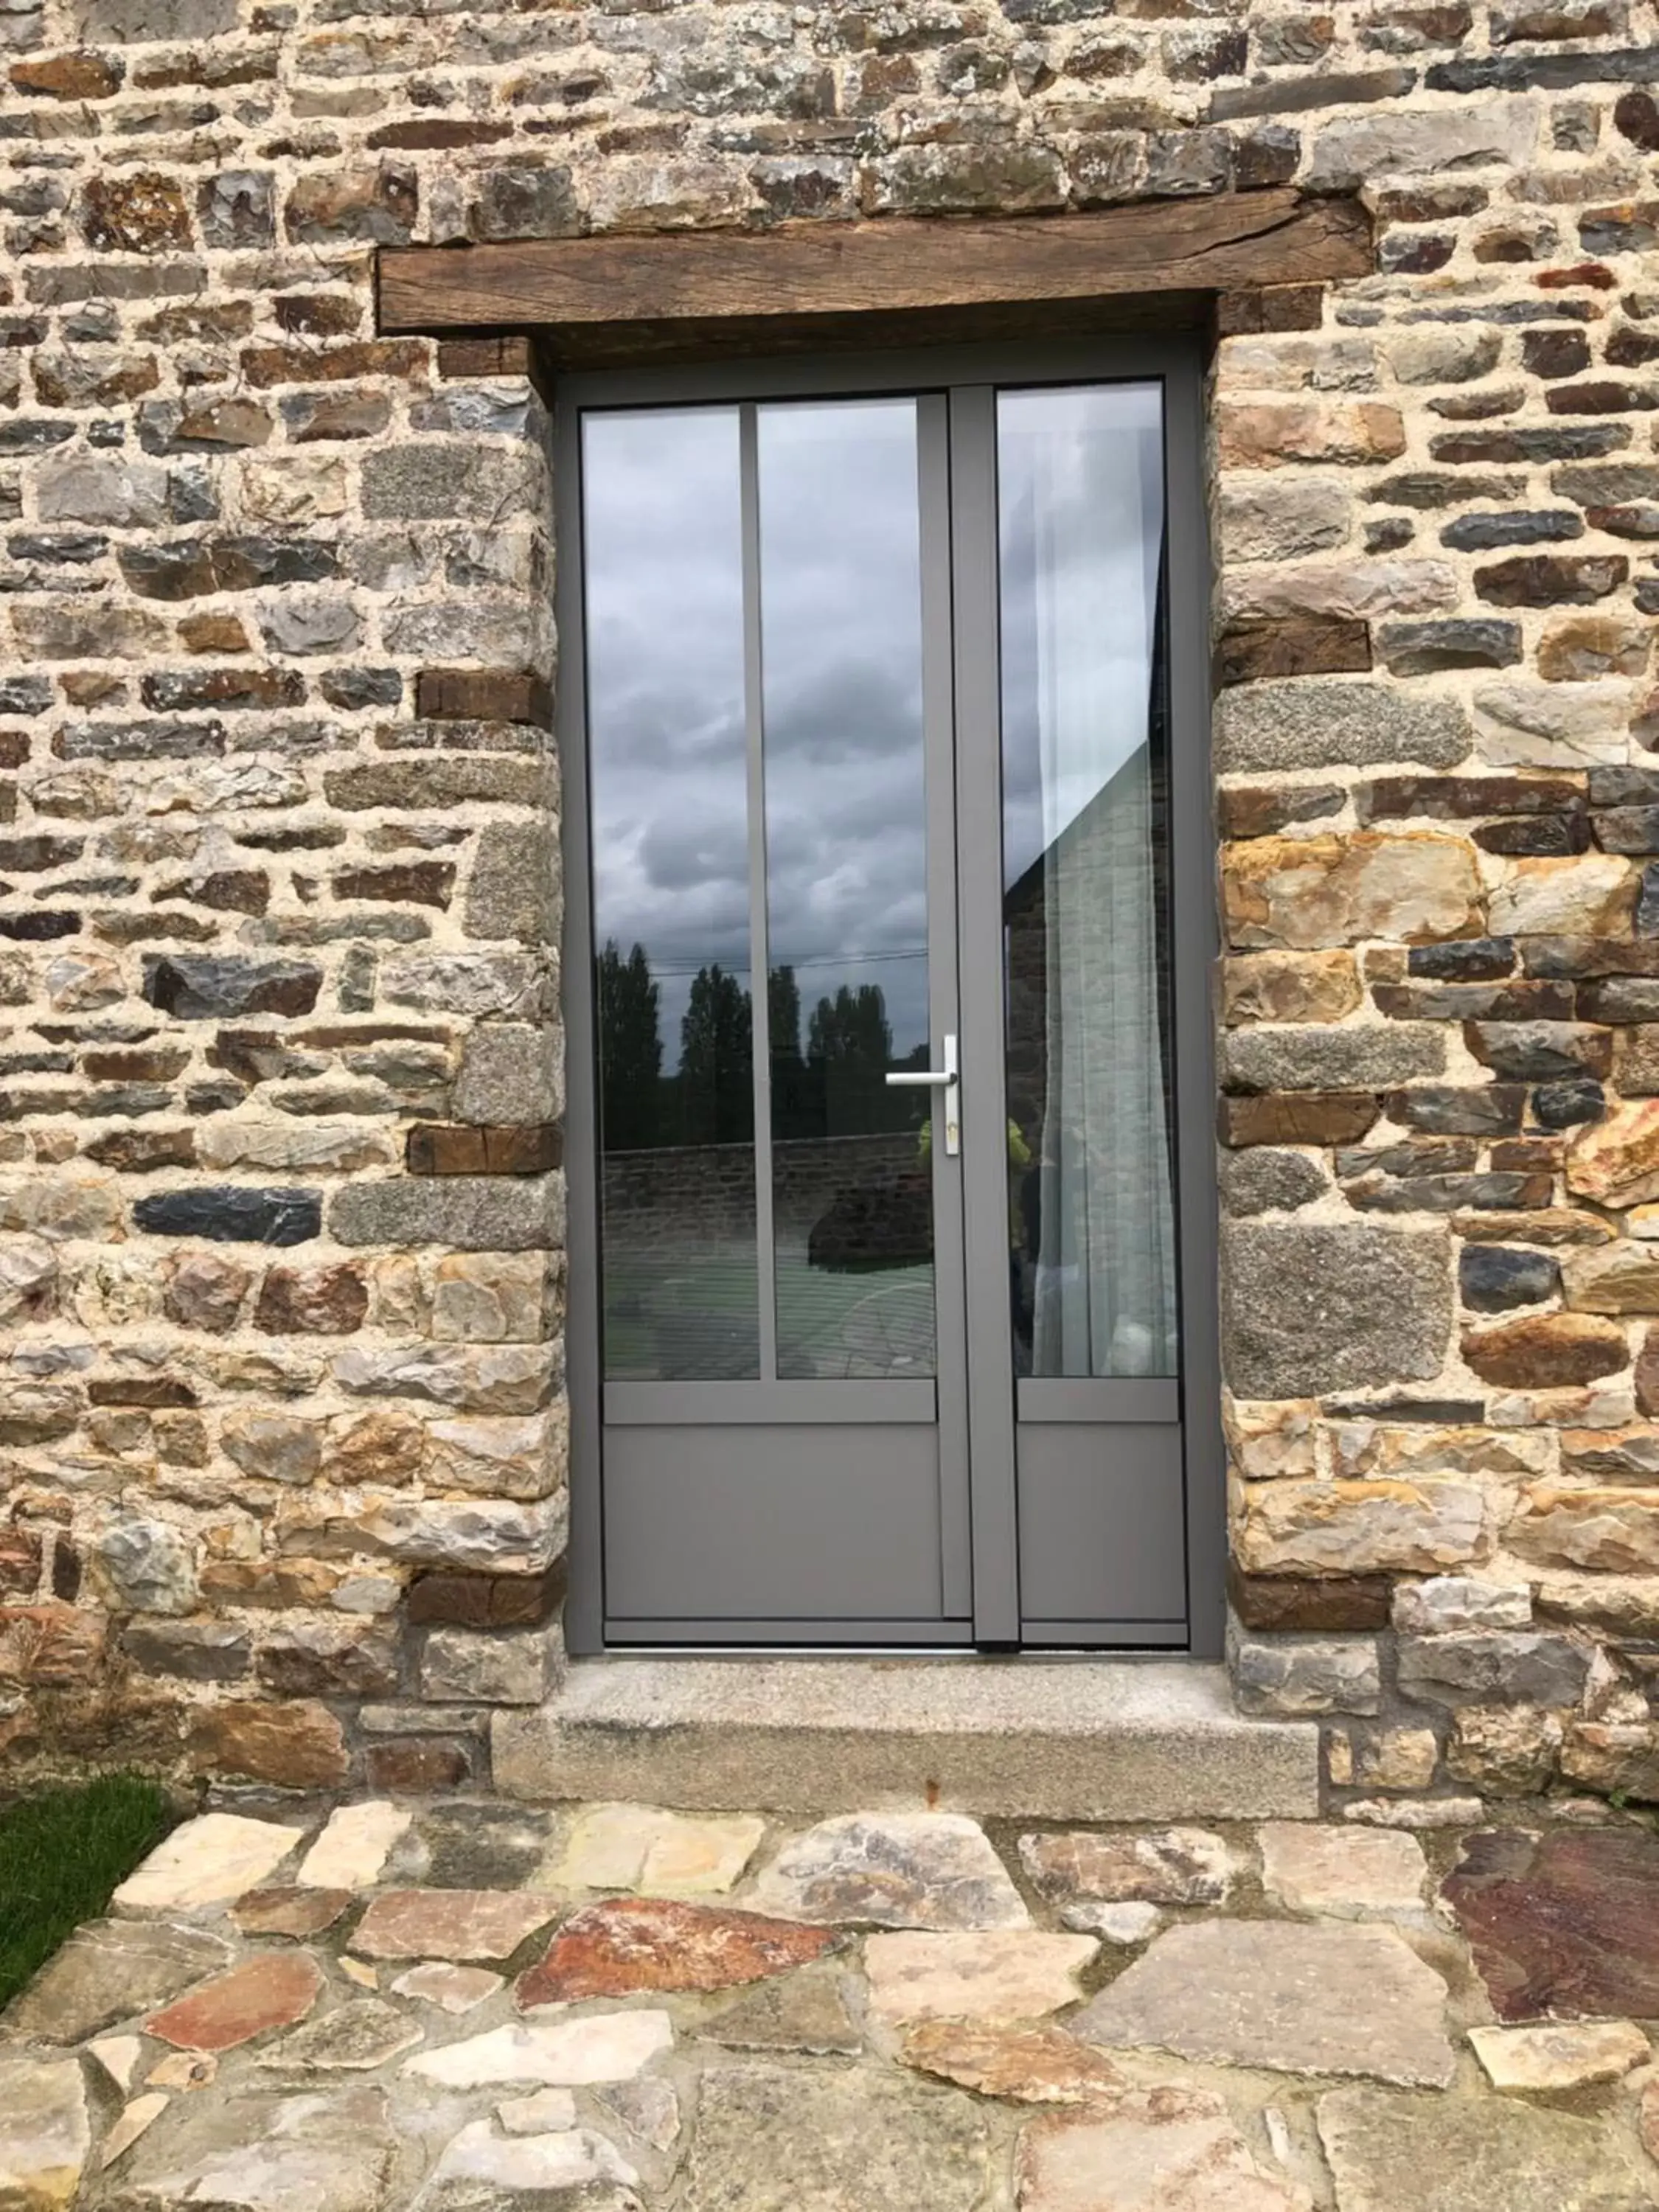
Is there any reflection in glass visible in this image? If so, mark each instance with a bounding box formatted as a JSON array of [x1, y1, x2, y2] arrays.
[[583, 407, 759, 1379], [757, 400, 937, 1379], [998, 383, 1178, 1380]]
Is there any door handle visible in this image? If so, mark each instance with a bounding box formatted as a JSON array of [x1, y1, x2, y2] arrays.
[[886, 1034, 959, 1157]]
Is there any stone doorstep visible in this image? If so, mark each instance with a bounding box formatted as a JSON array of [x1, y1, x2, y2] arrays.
[[491, 1658, 1321, 1822]]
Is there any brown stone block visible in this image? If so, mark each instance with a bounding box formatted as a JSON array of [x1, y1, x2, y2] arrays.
[[414, 667, 553, 728], [81, 172, 192, 254], [254, 1262, 369, 1337], [1475, 553, 1630, 608], [0, 1528, 41, 1598], [1228, 1564, 1392, 1632], [406, 1123, 563, 1177], [1215, 284, 1324, 335], [1219, 1091, 1380, 1147], [366, 1737, 474, 1792], [1216, 616, 1371, 689], [11, 49, 122, 99], [408, 1562, 563, 1629], [1220, 784, 1345, 840], [239, 339, 428, 389], [1461, 1312, 1629, 1388], [86, 1377, 197, 1409], [0, 1604, 105, 1688], [189, 1698, 349, 1790], [333, 861, 455, 908], [83, 1128, 195, 1173]]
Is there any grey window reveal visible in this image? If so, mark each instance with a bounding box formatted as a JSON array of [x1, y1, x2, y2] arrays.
[[558, 341, 1221, 1658]]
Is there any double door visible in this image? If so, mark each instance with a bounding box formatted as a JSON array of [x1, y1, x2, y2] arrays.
[[559, 341, 1220, 1652]]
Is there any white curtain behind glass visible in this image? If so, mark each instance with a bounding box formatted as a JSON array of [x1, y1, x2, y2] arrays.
[[1004, 386, 1179, 1380]]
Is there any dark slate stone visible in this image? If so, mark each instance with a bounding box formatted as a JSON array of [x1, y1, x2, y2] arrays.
[[0, 421, 75, 454], [1578, 978, 1659, 1021], [1439, 509, 1585, 549], [1444, 1828, 1659, 2023], [1581, 204, 1659, 256], [321, 667, 402, 711], [131, 1186, 321, 1245], [1369, 470, 1523, 509], [1475, 815, 1591, 858], [1374, 981, 1571, 1022], [1385, 1084, 1526, 1135], [1408, 939, 1517, 982], [1211, 66, 1415, 119], [1345, 1171, 1551, 1214], [1475, 553, 1629, 607], [1554, 462, 1659, 507], [1466, 1022, 1611, 1080], [1427, 46, 1659, 93], [0, 912, 80, 939], [1459, 1245, 1561, 1312], [1377, 619, 1523, 673], [1431, 426, 1632, 463], [57, 719, 227, 761], [142, 955, 322, 1019], [1639, 863, 1659, 939], [0, 677, 52, 714], [1322, 1397, 1486, 1422]]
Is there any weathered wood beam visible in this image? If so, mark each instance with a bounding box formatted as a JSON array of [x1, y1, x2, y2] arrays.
[[378, 190, 1371, 341]]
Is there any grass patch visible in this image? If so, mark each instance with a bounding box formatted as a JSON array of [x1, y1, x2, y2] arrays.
[[0, 1773, 179, 2011]]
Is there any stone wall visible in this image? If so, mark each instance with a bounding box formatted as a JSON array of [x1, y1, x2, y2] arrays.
[[1, 0, 1658, 1810]]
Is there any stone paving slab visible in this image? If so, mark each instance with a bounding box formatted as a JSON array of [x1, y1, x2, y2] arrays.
[[1, 1798, 1656, 2212]]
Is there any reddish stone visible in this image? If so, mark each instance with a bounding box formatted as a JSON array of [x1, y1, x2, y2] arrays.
[[0, 1526, 43, 1597], [365, 1739, 472, 1792], [240, 339, 427, 390], [332, 863, 456, 909], [0, 1605, 104, 1687], [1216, 616, 1371, 689], [253, 1263, 369, 1336], [515, 1899, 844, 2009], [11, 49, 122, 98], [351, 1889, 557, 1963], [1460, 1312, 1628, 1388], [232, 1888, 353, 1939], [145, 1950, 323, 2051], [414, 667, 552, 726], [1444, 1829, 1659, 2023], [1218, 1092, 1380, 1147]]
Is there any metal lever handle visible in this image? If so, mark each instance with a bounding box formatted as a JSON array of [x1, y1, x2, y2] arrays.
[[886, 1034, 959, 1156]]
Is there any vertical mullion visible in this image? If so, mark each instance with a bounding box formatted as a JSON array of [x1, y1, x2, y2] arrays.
[[740, 401, 779, 1382]]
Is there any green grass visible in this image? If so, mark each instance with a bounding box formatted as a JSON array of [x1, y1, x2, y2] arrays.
[[0, 1773, 179, 2011]]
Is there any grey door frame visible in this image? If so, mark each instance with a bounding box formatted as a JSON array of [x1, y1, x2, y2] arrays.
[[555, 336, 1224, 1660]]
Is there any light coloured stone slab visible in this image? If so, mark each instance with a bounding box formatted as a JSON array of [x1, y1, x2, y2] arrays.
[[0, 2058, 91, 2211], [865, 1932, 1097, 2028], [497, 2089, 578, 2135], [555, 1804, 765, 1895], [390, 1962, 502, 2015], [112, 2086, 396, 2212], [751, 1813, 1030, 1930], [595, 2076, 681, 2152], [113, 1814, 305, 1913], [431, 2120, 636, 2194], [88, 2038, 144, 2094], [1468, 2020, 1650, 2094], [1061, 1903, 1162, 1945], [404, 2011, 673, 2089], [296, 1802, 411, 1893], [1258, 1823, 1428, 1919], [349, 1888, 556, 1961], [495, 1659, 1320, 1821], [7, 1921, 231, 2044], [1016, 2110, 1312, 2212], [682, 2063, 992, 2212], [1317, 2084, 1651, 2212], [1019, 1830, 1236, 1909], [100, 2095, 169, 2172], [1073, 1921, 1455, 2087]]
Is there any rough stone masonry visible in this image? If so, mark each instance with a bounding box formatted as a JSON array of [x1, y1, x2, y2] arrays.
[[1, 0, 1658, 1815]]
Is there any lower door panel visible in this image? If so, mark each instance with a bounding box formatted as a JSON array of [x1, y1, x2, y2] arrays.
[[1015, 1423, 1188, 1644]]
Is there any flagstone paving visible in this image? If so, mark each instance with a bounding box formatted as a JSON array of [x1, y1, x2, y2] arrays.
[[4, 1797, 1659, 2210]]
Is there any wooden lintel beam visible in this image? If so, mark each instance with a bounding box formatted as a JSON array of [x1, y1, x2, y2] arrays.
[[378, 190, 1371, 339]]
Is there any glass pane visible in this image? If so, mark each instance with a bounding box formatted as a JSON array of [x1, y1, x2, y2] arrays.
[[758, 399, 936, 1380], [998, 383, 1178, 1380], [583, 407, 759, 1380]]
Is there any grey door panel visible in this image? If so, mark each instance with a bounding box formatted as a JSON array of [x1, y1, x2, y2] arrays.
[[602, 1421, 953, 1628], [1016, 1422, 1188, 1633]]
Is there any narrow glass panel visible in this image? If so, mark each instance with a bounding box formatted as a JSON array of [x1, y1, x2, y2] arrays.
[[997, 383, 1178, 1380], [582, 406, 759, 1380], [757, 398, 937, 1380]]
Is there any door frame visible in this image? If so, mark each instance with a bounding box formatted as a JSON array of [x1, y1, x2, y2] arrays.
[[554, 335, 1225, 1660]]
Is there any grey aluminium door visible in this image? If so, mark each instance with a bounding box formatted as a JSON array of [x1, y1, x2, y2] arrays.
[[558, 341, 1221, 1656]]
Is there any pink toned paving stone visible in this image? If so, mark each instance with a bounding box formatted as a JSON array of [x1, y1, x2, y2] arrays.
[[145, 1952, 324, 2053], [1442, 1827, 1659, 2022], [350, 1888, 557, 1964], [232, 1890, 353, 1940], [515, 1897, 844, 2007], [900, 2023, 1153, 2112], [1016, 2110, 1312, 2212]]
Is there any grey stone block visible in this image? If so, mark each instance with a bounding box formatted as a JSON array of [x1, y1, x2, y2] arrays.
[[1231, 1633, 1382, 1718], [330, 1174, 565, 1252], [362, 444, 540, 524], [422, 1624, 563, 1705], [1222, 1222, 1453, 1398], [1216, 680, 1472, 774], [1397, 1630, 1592, 1708], [454, 1025, 560, 1126], [1219, 1149, 1329, 1216], [464, 820, 557, 945], [1220, 1023, 1447, 1093]]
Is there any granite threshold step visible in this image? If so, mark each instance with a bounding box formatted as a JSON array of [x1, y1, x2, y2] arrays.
[[492, 1656, 1320, 1822]]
